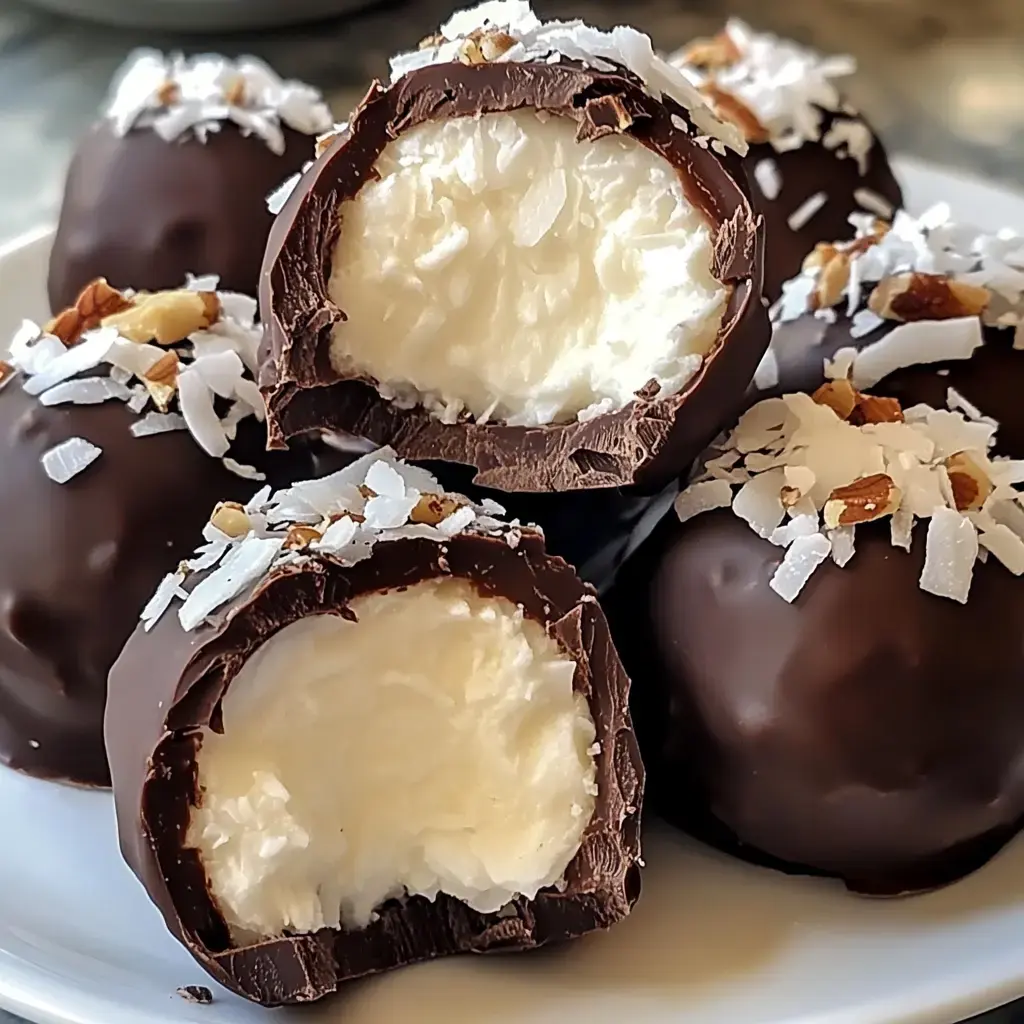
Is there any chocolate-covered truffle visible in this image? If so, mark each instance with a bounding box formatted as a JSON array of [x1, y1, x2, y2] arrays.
[[48, 52, 333, 312], [107, 451, 643, 1005], [260, 4, 769, 494], [0, 282, 339, 787], [671, 23, 902, 301], [610, 372, 1024, 893]]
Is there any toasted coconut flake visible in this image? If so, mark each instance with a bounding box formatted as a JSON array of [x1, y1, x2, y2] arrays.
[[752, 346, 779, 391], [768, 512, 819, 548], [41, 437, 102, 483], [919, 507, 977, 604], [130, 411, 188, 437], [733, 468, 786, 537], [812, 379, 858, 420], [890, 507, 914, 550], [769, 532, 831, 602], [674, 479, 733, 523], [853, 187, 895, 219], [824, 346, 857, 381]]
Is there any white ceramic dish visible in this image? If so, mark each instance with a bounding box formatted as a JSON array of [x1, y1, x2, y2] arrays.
[[1, 158, 1024, 1024]]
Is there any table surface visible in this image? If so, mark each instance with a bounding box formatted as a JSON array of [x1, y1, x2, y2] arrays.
[[0, 0, 1022, 1021]]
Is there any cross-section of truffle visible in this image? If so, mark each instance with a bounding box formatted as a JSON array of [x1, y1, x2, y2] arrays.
[[609, 375, 1024, 894], [106, 450, 643, 1004], [48, 51, 334, 312], [0, 280, 341, 786], [670, 22, 902, 301], [260, 1, 768, 494]]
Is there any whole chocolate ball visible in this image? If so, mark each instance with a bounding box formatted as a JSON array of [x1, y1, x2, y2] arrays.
[[745, 121, 902, 302], [48, 122, 312, 313], [610, 508, 1024, 893], [0, 384, 331, 787]]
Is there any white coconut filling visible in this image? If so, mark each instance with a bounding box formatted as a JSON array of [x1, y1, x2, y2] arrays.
[[187, 577, 597, 937], [328, 110, 727, 427]]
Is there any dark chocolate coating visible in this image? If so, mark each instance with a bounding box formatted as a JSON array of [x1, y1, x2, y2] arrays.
[[106, 530, 643, 1005], [764, 314, 1024, 455], [48, 121, 313, 313], [609, 508, 1024, 894], [0, 383, 337, 787], [259, 60, 769, 494], [744, 114, 902, 302]]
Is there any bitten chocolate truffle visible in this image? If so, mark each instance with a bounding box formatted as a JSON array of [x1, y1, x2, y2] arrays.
[[0, 281, 337, 787], [260, 2, 769, 494], [106, 450, 643, 1005], [48, 51, 334, 313], [610, 372, 1024, 894], [670, 22, 902, 301]]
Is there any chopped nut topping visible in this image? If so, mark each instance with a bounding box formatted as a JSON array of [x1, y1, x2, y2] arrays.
[[210, 501, 251, 539], [102, 289, 220, 345], [850, 394, 904, 425], [142, 350, 180, 412], [457, 28, 518, 64], [812, 379, 859, 420], [418, 32, 445, 49], [410, 492, 463, 525], [223, 76, 247, 106], [868, 272, 992, 322], [945, 451, 993, 511], [823, 473, 902, 528], [803, 221, 891, 308], [779, 485, 803, 508], [699, 83, 769, 143], [0, 360, 16, 389], [155, 80, 179, 106], [283, 524, 322, 550], [813, 380, 904, 425], [46, 278, 133, 346], [678, 31, 742, 70]]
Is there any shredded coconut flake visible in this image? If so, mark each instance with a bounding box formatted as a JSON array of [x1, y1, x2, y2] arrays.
[[919, 508, 978, 604], [105, 50, 333, 151], [753, 158, 781, 201], [141, 448, 541, 632], [670, 22, 870, 162], [393, 1, 744, 153], [131, 411, 188, 437], [41, 437, 102, 483], [769, 532, 831, 601], [787, 191, 827, 231]]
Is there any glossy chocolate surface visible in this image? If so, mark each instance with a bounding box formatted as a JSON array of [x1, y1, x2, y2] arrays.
[[48, 121, 312, 313], [107, 530, 643, 1004], [0, 382, 335, 787], [260, 60, 768, 493], [610, 508, 1024, 893], [745, 115, 902, 302]]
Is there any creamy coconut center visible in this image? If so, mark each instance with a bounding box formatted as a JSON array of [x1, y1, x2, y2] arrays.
[[187, 577, 598, 937], [328, 109, 727, 427]]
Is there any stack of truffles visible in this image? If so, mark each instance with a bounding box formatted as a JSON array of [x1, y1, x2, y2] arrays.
[[2, 0, 1022, 1007]]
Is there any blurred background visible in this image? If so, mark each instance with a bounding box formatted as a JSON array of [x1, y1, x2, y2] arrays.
[[0, 0, 1023, 242]]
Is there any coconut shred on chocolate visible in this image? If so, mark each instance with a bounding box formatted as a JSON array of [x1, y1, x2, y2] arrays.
[[0, 279, 342, 787], [608, 375, 1024, 894], [670, 22, 902, 301], [48, 51, 334, 312], [260, 0, 769, 494], [758, 206, 1024, 450], [105, 449, 643, 1005]]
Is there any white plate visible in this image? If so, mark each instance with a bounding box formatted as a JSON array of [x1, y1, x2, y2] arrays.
[[2, 159, 1024, 1024]]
